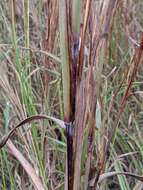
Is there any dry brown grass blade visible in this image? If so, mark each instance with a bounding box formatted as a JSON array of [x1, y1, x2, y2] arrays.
[[73, 77, 87, 190], [108, 33, 143, 145], [0, 115, 65, 149], [77, 0, 91, 81], [42, 0, 58, 97], [89, 171, 143, 187], [119, 35, 143, 111], [73, 66, 96, 190], [84, 66, 96, 189], [6, 139, 45, 190]]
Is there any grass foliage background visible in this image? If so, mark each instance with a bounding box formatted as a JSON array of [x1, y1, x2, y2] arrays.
[[0, 0, 143, 189]]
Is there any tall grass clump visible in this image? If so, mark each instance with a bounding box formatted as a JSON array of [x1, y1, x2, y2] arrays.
[[0, 0, 143, 190]]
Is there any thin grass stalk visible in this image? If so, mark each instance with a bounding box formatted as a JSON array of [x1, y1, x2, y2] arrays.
[[42, 1, 58, 97], [24, 0, 30, 48], [11, 0, 17, 49], [11, 0, 22, 74], [77, 0, 91, 81]]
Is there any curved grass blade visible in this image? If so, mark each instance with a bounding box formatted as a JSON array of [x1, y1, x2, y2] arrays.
[[89, 171, 143, 187], [0, 115, 66, 149]]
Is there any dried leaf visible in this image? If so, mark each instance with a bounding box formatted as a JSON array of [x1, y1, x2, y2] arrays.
[[89, 171, 143, 187], [0, 115, 65, 149], [7, 139, 45, 190]]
